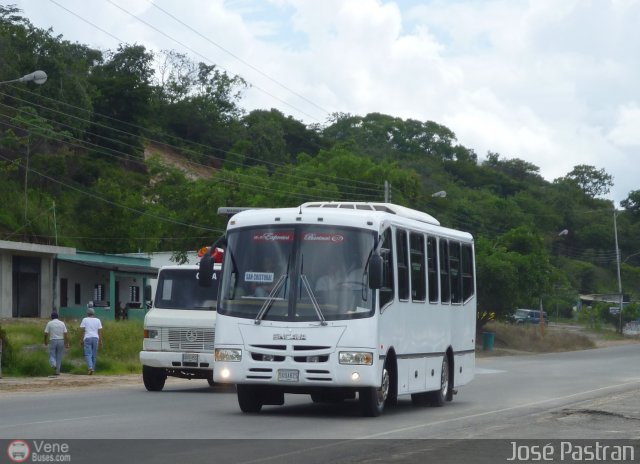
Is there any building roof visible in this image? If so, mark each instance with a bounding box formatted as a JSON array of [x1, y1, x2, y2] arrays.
[[57, 251, 158, 277], [0, 239, 75, 256]]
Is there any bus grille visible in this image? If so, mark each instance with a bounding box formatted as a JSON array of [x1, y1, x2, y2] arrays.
[[167, 328, 215, 351]]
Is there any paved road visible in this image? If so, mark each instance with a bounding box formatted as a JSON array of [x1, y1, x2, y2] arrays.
[[2, 344, 639, 463]]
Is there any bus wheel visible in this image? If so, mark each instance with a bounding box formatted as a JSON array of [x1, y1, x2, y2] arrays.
[[206, 372, 215, 387], [428, 355, 450, 407], [359, 367, 389, 417], [237, 385, 263, 413], [142, 365, 166, 392]]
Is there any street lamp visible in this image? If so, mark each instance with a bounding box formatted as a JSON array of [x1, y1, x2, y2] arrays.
[[0, 70, 47, 86], [0, 70, 48, 228]]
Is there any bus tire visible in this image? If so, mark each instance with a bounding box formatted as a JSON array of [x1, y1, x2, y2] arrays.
[[428, 355, 450, 407], [142, 365, 166, 392], [237, 385, 263, 413], [206, 372, 215, 387], [359, 367, 390, 417]]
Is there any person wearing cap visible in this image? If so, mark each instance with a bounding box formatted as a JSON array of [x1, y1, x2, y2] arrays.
[[80, 306, 103, 375], [44, 312, 69, 376]]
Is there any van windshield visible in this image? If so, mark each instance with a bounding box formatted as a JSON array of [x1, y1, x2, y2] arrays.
[[155, 268, 220, 310]]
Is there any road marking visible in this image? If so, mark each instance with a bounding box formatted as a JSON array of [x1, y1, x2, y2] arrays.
[[0, 414, 117, 430], [361, 379, 640, 439], [475, 368, 506, 374]]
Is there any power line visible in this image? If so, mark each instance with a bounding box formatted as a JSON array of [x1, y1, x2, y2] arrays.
[[4, 85, 384, 192], [146, 0, 332, 118]]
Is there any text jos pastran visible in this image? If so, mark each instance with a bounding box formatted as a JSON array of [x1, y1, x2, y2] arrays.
[[508, 441, 635, 462]]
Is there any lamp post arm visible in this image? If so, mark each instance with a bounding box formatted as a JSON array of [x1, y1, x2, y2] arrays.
[[0, 70, 47, 86]]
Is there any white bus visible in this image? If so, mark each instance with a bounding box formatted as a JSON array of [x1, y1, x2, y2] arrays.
[[202, 202, 476, 416]]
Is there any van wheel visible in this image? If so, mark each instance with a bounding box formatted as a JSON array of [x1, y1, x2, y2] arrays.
[[237, 385, 263, 413], [359, 367, 389, 417], [428, 355, 450, 407], [142, 365, 166, 392]]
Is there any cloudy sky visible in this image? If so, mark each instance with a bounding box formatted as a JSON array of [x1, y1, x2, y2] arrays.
[[12, 0, 640, 204]]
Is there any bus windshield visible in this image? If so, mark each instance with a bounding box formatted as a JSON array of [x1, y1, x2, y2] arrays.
[[219, 225, 376, 321], [155, 268, 220, 310]]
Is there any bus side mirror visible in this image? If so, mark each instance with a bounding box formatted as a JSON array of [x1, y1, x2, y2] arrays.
[[368, 253, 383, 289], [199, 252, 213, 287]]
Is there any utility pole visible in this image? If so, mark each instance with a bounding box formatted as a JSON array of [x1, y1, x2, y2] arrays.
[[53, 200, 58, 246], [384, 181, 390, 203], [23, 141, 29, 226], [613, 210, 623, 334]]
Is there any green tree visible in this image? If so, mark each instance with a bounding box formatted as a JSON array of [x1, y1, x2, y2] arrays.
[[88, 44, 155, 160], [560, 165, 613, 198]]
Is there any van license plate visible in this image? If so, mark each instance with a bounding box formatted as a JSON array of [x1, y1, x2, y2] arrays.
[[277, 369, 299, 382], [182, 353, 198, 364]]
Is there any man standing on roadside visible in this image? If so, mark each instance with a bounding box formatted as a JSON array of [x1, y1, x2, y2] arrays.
[[80, 306, 103, 375], [44, 312, 69, 376]]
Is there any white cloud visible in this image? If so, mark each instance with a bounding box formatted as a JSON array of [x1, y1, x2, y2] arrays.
[[608, 103, 640, 147], [11, 0, 640, 203]]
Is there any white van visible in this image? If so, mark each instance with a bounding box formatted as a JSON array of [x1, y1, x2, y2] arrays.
[[140, 263, 221, 391]]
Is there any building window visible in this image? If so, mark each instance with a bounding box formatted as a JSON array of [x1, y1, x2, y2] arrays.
[[130, 285, 140, 303], [74, 283, 81, 305], [94, 284, 105, 302], [60, 278, 68, 307]]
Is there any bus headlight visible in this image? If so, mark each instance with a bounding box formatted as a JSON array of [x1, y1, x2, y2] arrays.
[[215, 348, 242, 362], [339, 351, 373, 365]]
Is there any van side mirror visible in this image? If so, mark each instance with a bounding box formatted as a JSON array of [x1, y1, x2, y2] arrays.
[[199, 252, 213, 287], [368, 253, 383, 289]]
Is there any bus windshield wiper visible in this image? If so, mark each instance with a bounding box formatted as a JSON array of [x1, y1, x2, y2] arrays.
[[300, 274, 327, 326], [254, 274, 287, 325]]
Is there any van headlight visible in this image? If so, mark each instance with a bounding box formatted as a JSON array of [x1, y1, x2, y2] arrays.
[[144, 328, 159, 339], [339, 351, 373, 365], [215, 348, 242, 362]]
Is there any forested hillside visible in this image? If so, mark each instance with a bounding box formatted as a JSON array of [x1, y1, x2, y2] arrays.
[[1, 5, 639, 325]]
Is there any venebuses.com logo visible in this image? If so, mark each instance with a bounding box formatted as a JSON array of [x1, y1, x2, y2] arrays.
[[7, 439, 72, 462], [7, 440, 30, 463]]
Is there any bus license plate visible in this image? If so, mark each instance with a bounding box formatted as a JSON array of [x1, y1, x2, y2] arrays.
[[277, 369, 299, 382], [182, 353, 198, 364]]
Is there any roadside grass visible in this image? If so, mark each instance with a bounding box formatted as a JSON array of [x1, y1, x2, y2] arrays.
[[0, 318, 143, 377], [481, 321, 596, 353]]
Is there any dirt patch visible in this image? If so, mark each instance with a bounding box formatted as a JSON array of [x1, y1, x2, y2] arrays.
[[144, 141, 215, 180], [0, 373, 142, 394], [478, 322, 640, 357]]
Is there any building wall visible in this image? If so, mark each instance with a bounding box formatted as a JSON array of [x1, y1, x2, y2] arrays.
[[0, 252, 11, 318], [57, 261, 145, 319]]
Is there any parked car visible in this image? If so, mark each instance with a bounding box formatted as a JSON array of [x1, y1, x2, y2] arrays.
[[511, 308, 548, 325]]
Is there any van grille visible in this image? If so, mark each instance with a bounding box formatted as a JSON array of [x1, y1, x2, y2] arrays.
[[167, 328, 215, 351]]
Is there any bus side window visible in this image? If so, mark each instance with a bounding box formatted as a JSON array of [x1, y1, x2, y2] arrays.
[[427, 236, 438, 303], [379, 228, 394, 308], [461, 243, 475, 301], [449, 241, 462, 304], [396, 229, 410, 301], [410, 232, 426, 302], [439, 238, 450, 304]]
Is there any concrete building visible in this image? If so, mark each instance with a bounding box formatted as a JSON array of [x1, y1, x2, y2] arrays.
[[0, 240, 75, 319], [0, 240, 157, 321]]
